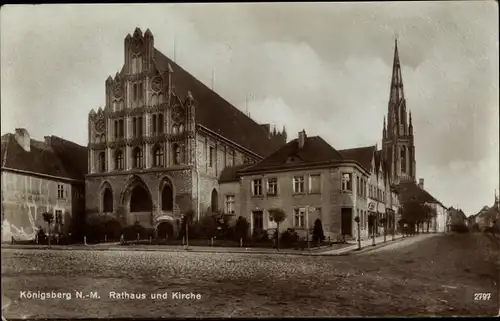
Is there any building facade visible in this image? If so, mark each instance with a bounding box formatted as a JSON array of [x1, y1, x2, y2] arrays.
[[235, 130, 371, 240], [85, 28, 285, 237], [339, 146, 401, 239], [1, 129, 87, 242]]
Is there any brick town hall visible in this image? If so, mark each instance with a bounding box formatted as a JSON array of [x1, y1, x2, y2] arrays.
[[85, 28, 287, 237]]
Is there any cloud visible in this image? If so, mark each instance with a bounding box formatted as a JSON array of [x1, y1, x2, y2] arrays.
[[1, 3, 498, 214]]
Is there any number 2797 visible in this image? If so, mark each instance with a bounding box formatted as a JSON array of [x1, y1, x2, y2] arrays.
[[474, 293, 491, 300]]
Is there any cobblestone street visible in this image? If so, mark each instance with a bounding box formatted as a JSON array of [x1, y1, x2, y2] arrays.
[[2, 233, 498, 318]]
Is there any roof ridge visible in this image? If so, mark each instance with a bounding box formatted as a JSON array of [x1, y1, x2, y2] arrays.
[[160, 48, 267, 130], [1, 133, 12, 167]]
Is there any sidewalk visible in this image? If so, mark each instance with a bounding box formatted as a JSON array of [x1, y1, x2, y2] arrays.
[[313, 233, 406, 256], [1, 242, 346, 256]]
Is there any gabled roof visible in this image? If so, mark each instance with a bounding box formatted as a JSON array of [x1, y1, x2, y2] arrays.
[[239, 135, 346, 173], [339, 145, 376, 172], [142, 48, 279, 158], [219, 164, 251, 183], [394, 181, 444, 207], [1, 133, 87, 182]]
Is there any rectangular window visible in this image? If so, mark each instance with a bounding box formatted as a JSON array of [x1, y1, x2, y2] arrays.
[[309, 174, 321, 193], [267, 178, 278, 196], [252, 211, 264, 231], [133, 84, 138, 101], [293, 176, 305, 194], [114, 121, 118, 139], [225, 195, 235, 214], [252, 179, 263, 196], [133, 118, 137, 137], [341, 173, 352, 192], [357, 176, 360, 195], [55, 210, 63, 225], [209, 146, 214, 167], [152, 114, 157, 134], [139, 82, 143, 100], [294, 208, 306, 228], [57, 185, 64, 199], [119, 119, 124, 138], [138, 117, 143, 137], [158, 114, 164, 134]]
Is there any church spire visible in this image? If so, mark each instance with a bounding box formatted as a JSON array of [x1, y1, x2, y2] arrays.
[[389, 38, 405, 104], [383, 116, 387, 139]]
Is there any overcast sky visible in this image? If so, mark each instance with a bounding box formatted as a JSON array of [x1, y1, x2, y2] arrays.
[[1, 3, 498, 215]]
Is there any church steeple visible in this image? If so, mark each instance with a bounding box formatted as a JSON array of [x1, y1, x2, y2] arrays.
[[382, 37, 416, 185], [389, 38, 405, 104]]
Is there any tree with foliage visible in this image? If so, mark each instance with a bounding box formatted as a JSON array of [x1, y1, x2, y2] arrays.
[[234, 216, 250, 242], [199, 214, 217, 240], [401, 200, 431, 234], [312, 218, 325, 244], [42, 212, 54, 247], [268, 208, 287, 251]]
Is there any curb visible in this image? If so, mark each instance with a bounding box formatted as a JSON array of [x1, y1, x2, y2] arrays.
[[341, 236, 407, 256], [1, 245, 326, 256]]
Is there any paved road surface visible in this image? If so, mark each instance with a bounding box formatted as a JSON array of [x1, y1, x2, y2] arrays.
[[2, 233, 498, 318]]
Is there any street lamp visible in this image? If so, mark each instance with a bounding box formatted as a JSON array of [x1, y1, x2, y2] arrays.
[[381, 216, 387, 243], [371, 213, 376, 246], [392, 210, 395, 241], [181, 214, 189, 250], [354, 216, 361, 250], [306, 206, 314, 252]]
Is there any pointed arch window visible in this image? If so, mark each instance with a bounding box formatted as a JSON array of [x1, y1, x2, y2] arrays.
[[133, 147, 143, 168], [115, 149, 124, 170], [103, 188, 113, 213], [133, 118, 137, 137], [173, 144, 181, 165], [172, 125, 178, 135], [179, 124, 184, 133], [98, 152, 106, 172], [400, 146, 406, 173], [153, 146, 164, 167], [158, 113, 164, 134]]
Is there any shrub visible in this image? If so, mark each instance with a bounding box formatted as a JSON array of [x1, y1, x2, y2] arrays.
[[233, 216, 250, 241], [122, 221, 147, 240], [312, 219, 325, 243], [450, 224, 469, 233], [198, 215, 217, 239], [252, 229, 269, 243], [280, 229, 299, 248]]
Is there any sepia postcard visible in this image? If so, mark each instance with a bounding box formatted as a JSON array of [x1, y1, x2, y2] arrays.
[[1, 2, 499, 319]]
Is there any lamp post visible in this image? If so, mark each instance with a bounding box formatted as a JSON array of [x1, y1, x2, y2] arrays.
[[381, 216, 387, 243], [354, 216, 361, 250], [392, 210, 395, 241], [371, 213, 376, 246], [306, 207, 311, 252]]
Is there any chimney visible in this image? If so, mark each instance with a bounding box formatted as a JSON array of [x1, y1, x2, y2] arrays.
[[298, 129, 306, 149], [260, 124, 271, 137], [14, 128, 31, 152], [418, 178, 424, 189]]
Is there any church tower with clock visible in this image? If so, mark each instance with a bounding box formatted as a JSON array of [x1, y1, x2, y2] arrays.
[[86, 28, 286, 237], [381, 39, 416, 185]]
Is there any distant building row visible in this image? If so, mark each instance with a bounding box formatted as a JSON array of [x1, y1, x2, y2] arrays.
[[1, 28, 450, 242]]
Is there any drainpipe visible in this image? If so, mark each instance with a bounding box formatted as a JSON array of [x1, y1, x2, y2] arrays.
[[194, 137, 200, 221]]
